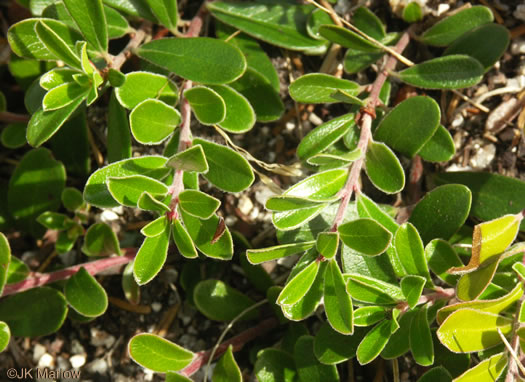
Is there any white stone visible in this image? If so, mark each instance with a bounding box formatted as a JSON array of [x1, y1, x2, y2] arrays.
[[238, 195, 254, 216], [86, 359, 108, 374], [90, 328, 116, 348], [100, 210, 120, 223], [33, 344, 46, 362], [38, 353, 54, 368], [437, 3, 450, 16], [70, 354, 86, 369], [514, 4, 525, 22], [151, 302, 162, 312], [451, 114, 464, 128]]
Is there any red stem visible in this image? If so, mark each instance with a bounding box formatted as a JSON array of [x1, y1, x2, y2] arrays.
[[0, 112, 30, 124], [1, 249, 136, 297]]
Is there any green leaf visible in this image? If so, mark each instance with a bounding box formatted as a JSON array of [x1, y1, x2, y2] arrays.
[[115, 71, 179, 109], [438, 309, 512, 353], [130, 99, 181, 145], [433, 171, 525, 231], [107, 91, 131, 163], [339, 218, 392, 256], [229, 67, 284, 122], [178, 190, 220, 220], [34, 20, 81, 69], [181, 211, 233, 260], [319, 24, 379, 52], [418, 124, 455, 162], [82, 222, 121, 257], [193, 279, 257, 321], [272, 204, 328, 231], [409, 184, 472, 244], [212, 345, 241, 382], [64, 267, 107, 317], [107, 175, 168, 207], [208, 1, 327, 54], [381, 310, 417, 359], [145, 0, 178, 34], [456, 258, 501, 301], [5, 257, 30, 284], [324, 260, 353, 334], [418, 367, 452, 382], [353, 6, 386, 39], [394, 223, 432, 282], [254, 348, 297, 382], [289, 73, 360, 104], [84, 156, 169, 208], [41, 81, 89, 111], [453, 352, 507, 382], [314, 321, 367, 364], [27, 97, 84, 147], [246, 241, 316, 264], [420, 6, 493, 46], [172, 219, 198, 259], [103, 0, 156, 20], [37, 211, 74, 230], [8, 148, 66, 237], [266, 196, 322, 212], [129, 333, 194, 372], [138, 192, 170, 213], [401, 275, 426, 309], [61, 187, 84, 211], [297, 113, 355, 160], [278, 260, 320, 306], [63, 0, 107, 53], [0, 321, 10, 352], [307, 149, 361, 168], [0, 287, 67, 337], [316, 232, 339, 259], [208, 85, 256, 133], [375, 96, 440, 158], [294, 336, 339, 382], [444, 24, 509, 71], [307, 8, 334, 40], [122, 261, 140, 304], [356, 194, 398, 234], [357, 319, 398, 365], [193, 138, 254, 193], [398, 55, 484, 90], [0, 233, 11, 296], [184, 86, 226, 125], [141, 216, 168, 237], [282, 168, 348, 201], [343, 49, 385, 74], [133, 226, 170, 285], [239, 250, 274, 293], [425, 239, 462, 285], [138, 37, 246, 84], [166, 145, 209, 173], [1, 123, 26, 149], [345, 273, 404, 305], [353, 306, 386, 327], [40, 68, 78, 90], [365, 141, 405, 194], [410, 306, 434, 366], [403, 2, 423, 23]]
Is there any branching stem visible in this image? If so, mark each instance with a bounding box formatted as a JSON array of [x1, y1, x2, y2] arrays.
[[107, 22, 151, 71]]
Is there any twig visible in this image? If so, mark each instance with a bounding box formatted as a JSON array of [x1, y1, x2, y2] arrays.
[[107, 22, 151, 71], [0, 111, 30, 124], [180, 317, 279, 377], [330, 32, 411, 231], [1, 250, 136, 297], [396, 287, 455, 313]]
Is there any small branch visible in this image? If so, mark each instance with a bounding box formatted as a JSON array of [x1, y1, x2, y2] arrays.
[[396, 287, 455, 313], [331, 32, 411, 231], [180, 317, 279, 377], [107, 22, 151, 71], [1, 250, 136, 297], [0, 112, 30, 124]]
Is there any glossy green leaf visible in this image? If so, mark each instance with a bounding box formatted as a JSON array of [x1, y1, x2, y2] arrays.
[[208, 85, 256, 133], [356, 194, 398, 234], [453, 352, 507, 382], [329, 89, 365, 106], [254, 348, 297, 382], [208, 1, 327, 54], [130, 99, 181, 145], [289, 74, 359, 104], [8, 148, 65, 237], [122, 261, 140, 304], [433, 171, 525, 231], [343, 49, 384, 74], [418, 367, 452, 382], [297, 113, 355, 160], [401, 275, 426, 309], [307, 149, 361, 168], [398, 55, 484, 90], [357, 319, 398, 365], [353, 306, 386, 327], [0, 287, 67, 337], [107, 91, 131, 163], [103, 0, 156, 19], [410, 306, 433, 366], [0, 321, 10, 352], [40, 68, 77, 90], [314, 322, 367, 365], [41, 81, 88, 111], [444, 24, 509, 71], [178, 190, 220, 220], [1, 123, 26, 149], [324, 260, 353, 334], [115, 71, 178, 109], [246, 241, 315, 264], [212, 345, 241, 382], [167, 146, 208, 175], [409, 184, 472, 244], [194, 279, 257, 321], [403, 2, 423, 23], [137, 192, 169, 213], [345, 274, 404, 305], [307, 8, 334, 40], [145, 0, 178, 33], [425, 239, 462, 285], [456, 257, 501, 301], [381, 310, 417, 359], [5, 257, 30, 284], [61, 187, 84, 211], [133, 226, 170, 285], [34, 20, 81, 68], [278, 260, 320, 306], [84, 156, 169, 208], [0, 233, 10, 296], [265, 196, 322, 212], [82, 222, 121, 257], [420, 6, 493, 46], [365, 141, 405, 194], [37, 211, 73, 230], [437, 309, 512, 353], [141, 216, 168, 237], [64, 267, 107, 317], [352, 6, 386, 39], [418, 124, 455, 162], [27, 97, 83, 147], [172, 219, 198, 259], [272, 203, 329, 231], [129, 333, 194, 372], [229, 67, 284, 122], [339, 218, 392, 256], [375, 96, 440, 158], [282, 168, 348, 201], [63, 0, 107, 53], [316, 232, 339, 259], [394, 223, 431, 281], [319, 24, 379, 52], [107, 175, 168, 207], [193, 138, 254, 193], [138, 37, 246, 84], [184, 86, 226, 125], [294, 336, 339, 382]]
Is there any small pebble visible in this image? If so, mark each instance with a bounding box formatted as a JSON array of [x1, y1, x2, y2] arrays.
[[38, 353, 54, 368], [100, 210, 120, 224], [437, 3, 450, 16], [90, 328, 116, 348], [249, 206, 260, 221], [151, 302, 162, 312], [56, 356, 71, 370], [514, 4, 525, 22], [70, 354, 86, 369], [511, 38, 525, 55], [144, 368, 154, 381], [451, 114, 464, 128], [238, 195, 254, 216], [70, 339, 85, 355], [33, 344, 46, 363], [469, 142, 496, 169], [86, 359, 108, 374], [255, 186, 275, 206]]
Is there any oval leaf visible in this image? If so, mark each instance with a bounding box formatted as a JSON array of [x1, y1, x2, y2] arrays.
[[63, 0, 108, 53], [184, 86, 226, 125], [324, 260, 353, 334], [178, 190, 220, 220], [409, 306, 434, 366], [172, 219, 198, 259], [357, 319, 398, 365], [290, 73, 360, 104], [115, 71, 178, 109], [394, 223, 432, 282], [129, 333, 194, 372], [294, 336, 339, 382], [365, 141, 405, 194], [130, 99, 181, 145], [208, 84, 255, 133], [64, 267, 108, 317], [339, 218, 392, 256], [246, 241, 316, 264], [418, 124, 455, 162], [278, 260, 320, 306], [133, 226, 170, 285], [212, 345, 241, 382], [107, 175, 169, 207]]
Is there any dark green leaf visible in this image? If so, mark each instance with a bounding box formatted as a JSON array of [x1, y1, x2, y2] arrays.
[[130, 99, 181, 145], [1, 123, 27, 149], [356, 319, 398, 365], [166, 145, 209, 173], [410, 306, 434, 366], [307, 8, 334, 40], [37, 211, 73, 230], [418, 124, 455, 162], [403, 2, 423, 23], [316, 232, 339, 259], [319, 25, 379, 52], [254, 348, 297, 382], [115, 71, 178, 109], [289, 73, 359, 104], [63, 0, 108, 53], [145, 0, 178, 34], [417, 367, 452, 382], [129, 333, 194, 372], [212, 345, 241, 382], [343, 49, 384, 74], [394, 223, 432, 281], [246, 241, 315, 264], [401, 275, 426, 309], [172, 219, 198, 259], [324, 260, 353, 334], [294, 336, 339, 382], [34, 21, 81, 68], [82, 222, 121, 257], [122, 261, 140, 304], [425, 239, 462, 285], [353, 6, 386, 39], [64, 267, 108, 317], [107, 175, 168, 207], [278, 260, 320, 306], [353, 306, 386, 327], [381, 310, 416, 359], [178, 190, 220, 220], [365, 141, 405, 194], [341, 244, 397, 284], [61, 187, 84, 211], [184, 86, 226, 125], [133, 226, 170, 285], [339, 218, 392, 256], [107, 91, 131, 163], [314, 322, 367, 364], [345, 273, 404, 305], [208, 85, 255, 133]]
